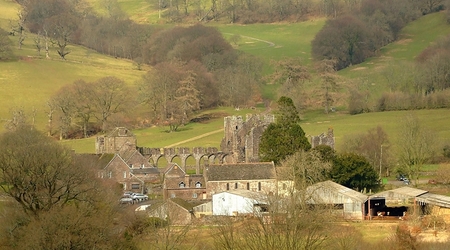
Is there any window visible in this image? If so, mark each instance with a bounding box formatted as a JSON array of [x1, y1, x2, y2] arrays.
[[195, 182, 202, 188], [247, 183, 250, 190], [226, 183, 229, 190], [171, 193, 176, 198], [179, 182, 185, 188], [235, 183, 238, 189], [283, 183, 287, 190], [258, 182, 261, 191], [131, 184, 140, 189], [108, 171, 112, 178], [130, 164, 133, 168], [193, 193, 198, 198], [123, 171, 127, 178]]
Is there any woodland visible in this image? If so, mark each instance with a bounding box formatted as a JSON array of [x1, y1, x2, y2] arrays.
[[1, 0, 450, 249], [1, 0, 450, 139]]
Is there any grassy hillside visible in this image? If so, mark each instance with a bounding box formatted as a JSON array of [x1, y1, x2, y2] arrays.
[[0, 0, 18, 29], [0, 1, 148, 133], [2, 0, 450, 156], [340, 12, 450, 93], [216, 20, 326, 65]]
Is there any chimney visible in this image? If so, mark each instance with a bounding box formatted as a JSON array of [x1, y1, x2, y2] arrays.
[[184, 174, 190, 188]]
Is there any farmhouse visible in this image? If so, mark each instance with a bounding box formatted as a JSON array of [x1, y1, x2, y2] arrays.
[[98, 149, 160, 193], [98, 154, 144, 192], [204, 162, 277, 199], [162, 163, 207, 201]]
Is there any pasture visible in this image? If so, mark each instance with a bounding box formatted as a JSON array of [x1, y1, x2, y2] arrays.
[[1, 0, 450, 156]]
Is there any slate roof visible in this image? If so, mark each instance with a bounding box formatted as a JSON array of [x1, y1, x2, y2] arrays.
[[131, 167, 160, 175], [205, 162, 276, 181], [125, 150, 153, 168]]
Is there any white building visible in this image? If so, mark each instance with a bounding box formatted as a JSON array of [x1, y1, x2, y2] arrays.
[[212, 190, 268, 216]]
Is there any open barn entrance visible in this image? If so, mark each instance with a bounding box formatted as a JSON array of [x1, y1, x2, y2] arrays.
[[364, 197, 409, 220]]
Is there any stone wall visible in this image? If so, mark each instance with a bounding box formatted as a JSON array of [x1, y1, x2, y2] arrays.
[[206, 180, 277, 199]]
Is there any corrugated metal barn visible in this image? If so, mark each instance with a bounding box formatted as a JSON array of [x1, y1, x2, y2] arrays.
[[307, 181, 368, 220]]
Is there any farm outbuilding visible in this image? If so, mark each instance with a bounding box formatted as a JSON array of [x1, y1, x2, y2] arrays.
[[307, 181, 368, 220], [372, 186, 428, 205], [212, 190, 268, 216], [415, 193, 450, 223]]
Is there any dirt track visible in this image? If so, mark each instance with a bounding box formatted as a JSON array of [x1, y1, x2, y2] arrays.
[[164, 129, 223, 148]]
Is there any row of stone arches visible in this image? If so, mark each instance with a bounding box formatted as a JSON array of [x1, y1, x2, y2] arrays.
[[138, 147, 231, 174]]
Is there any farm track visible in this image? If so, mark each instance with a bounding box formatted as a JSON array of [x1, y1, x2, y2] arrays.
[[223, 33, 276, 48], [164, 129, 223, 148]]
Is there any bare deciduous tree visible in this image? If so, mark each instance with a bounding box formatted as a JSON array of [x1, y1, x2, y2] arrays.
[[397, 113, 436, 186], [91, 76, 135, 132]]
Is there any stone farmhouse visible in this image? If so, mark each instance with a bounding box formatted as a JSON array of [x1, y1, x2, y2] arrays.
[[204, 162, 277, 199], [96, 128, 160, 193], [162, 163, 206, 201]]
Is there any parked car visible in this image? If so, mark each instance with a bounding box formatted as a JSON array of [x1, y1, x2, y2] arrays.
[[403, 178, 410, 185], [120, 195, 133, 204], [397, 174, 406, 181], [132, 193, 148, 202]]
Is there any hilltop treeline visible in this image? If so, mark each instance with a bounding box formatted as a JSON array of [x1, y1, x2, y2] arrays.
[[160, 0, 444, 24]]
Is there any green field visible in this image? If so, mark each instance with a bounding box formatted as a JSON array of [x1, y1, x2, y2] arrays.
[[1, 0, 450, 155], [216, 20, 326, 65]]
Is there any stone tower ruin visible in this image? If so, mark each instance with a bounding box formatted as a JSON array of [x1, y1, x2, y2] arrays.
[[95, 127, 137, 154], [310, 128, 335, 149], [220, 114, 275, 163]]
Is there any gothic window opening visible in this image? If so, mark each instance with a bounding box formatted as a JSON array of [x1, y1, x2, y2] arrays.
[[195, 182, 202, 188], [179, 182, 186, 188]]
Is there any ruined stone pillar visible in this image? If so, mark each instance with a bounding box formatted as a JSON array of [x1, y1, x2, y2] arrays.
[[192, 147, 206, 174], [164, 148, 177, 165], [177, 147, 191, 171], [207, 147, 218, 164], [149, 148, 163, 167]]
